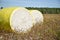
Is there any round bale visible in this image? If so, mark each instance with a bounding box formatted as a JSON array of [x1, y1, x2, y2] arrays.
[[29, 10, 43, 25], [0, 7, 33, 33]]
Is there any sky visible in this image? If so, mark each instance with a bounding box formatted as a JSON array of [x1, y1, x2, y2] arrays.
[[0, 0, 60, 8]]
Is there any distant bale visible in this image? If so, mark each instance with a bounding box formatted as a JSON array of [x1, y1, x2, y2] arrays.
[[29, 10, 43, 25], [0, 7, 33, 33]]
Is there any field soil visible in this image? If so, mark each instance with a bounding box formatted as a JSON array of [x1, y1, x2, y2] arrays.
[[0, 14, 60, 40]]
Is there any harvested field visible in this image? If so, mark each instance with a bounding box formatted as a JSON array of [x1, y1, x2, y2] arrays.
[[0, 14, 60, 40]]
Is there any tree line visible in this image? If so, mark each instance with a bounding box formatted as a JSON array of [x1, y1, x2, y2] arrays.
[[26, 7, 60, 14]]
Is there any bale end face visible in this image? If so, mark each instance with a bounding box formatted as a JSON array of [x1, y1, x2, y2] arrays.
[[29, 10, 44, 25], [10, 8, 33, 33]]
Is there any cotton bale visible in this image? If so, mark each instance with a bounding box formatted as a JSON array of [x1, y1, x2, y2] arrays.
[[29, 10, 43, 25], [0, 7, 33, 33]]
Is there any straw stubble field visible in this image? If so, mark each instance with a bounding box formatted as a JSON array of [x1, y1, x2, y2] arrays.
[[0, 14, 60, 40]]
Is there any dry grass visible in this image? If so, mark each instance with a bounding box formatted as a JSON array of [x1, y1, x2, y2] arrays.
[[0, 14, 60, 40]]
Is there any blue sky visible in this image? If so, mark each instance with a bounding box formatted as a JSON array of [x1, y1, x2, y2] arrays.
[[0, 0, 60, 8]]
